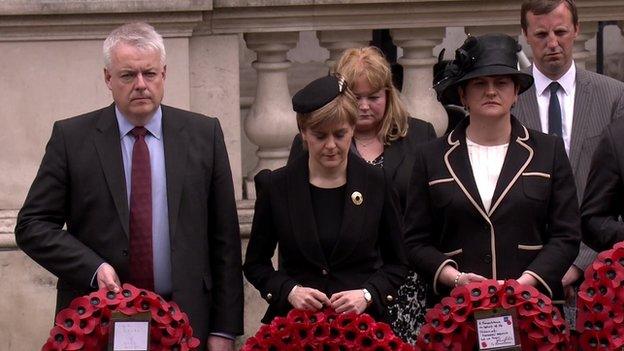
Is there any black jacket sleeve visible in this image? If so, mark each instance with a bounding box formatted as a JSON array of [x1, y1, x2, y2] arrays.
[[581, 128, 624, 252]]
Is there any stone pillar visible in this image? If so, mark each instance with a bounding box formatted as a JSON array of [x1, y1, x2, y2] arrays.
[[189, 33, 243, 200], [391, 28, 448, 136], [574, 22, 597, 70], [317, 29, 372, 70], [243, 32, 299, 199]]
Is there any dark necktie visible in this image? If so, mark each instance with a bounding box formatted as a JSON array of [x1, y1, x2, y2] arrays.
[[548, 82, 562, 137], [129, 126, 154, 291]]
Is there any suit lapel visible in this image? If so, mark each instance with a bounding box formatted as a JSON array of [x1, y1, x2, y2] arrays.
[[93, 104, 129, 237], [382, 138, 404, 181], [569, 69, 593, 172], [445, 123, 486, 213], [286, 155, 328, 269], [515, 84, 542, 131], [489, 119, 533, 217], [162, 106, 188, 240], [329, 153, 367, 266]]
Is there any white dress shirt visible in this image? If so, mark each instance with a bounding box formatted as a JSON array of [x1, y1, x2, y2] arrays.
[[533, 63, 576, 155], [466, 138, 509, 212]]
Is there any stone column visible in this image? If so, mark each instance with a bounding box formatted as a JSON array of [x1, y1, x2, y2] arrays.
[[391, 28, 448, 136], [189, 33, 243, 200], [317, 29, 372, 70], [574, 22, 597, 70], [243, 32, 299, 199]]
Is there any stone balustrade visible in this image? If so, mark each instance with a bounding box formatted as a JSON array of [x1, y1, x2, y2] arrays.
[[1, 1, 624, 349]]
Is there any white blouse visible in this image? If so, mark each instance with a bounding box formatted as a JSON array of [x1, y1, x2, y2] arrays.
[[466, 138, 509, 212]]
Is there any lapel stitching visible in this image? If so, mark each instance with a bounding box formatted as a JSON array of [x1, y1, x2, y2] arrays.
[[444, 131, 497, 278]]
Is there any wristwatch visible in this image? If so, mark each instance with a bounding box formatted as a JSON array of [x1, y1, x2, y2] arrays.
[[362, 289, 372, 305]]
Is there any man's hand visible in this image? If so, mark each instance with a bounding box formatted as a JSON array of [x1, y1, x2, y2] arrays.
[[96, 263, 121, 292], [562, 265, 582, 288], [287, 286, 330, 311], [562, 265, 583, 301], [207, 335, 234, 351], [330, 290, 368, 314]]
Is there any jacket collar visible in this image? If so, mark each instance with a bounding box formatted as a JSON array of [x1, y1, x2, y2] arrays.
[[286, 151, 368, 268], [445, 116, 533, 218]]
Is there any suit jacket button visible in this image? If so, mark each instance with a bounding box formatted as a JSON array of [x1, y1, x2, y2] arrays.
[[322, 269, 329, 276], [484, 254, 492, 264], [122, 250, 128, 257], [386, 295, 394, 302], [266, 293, 273, 301]]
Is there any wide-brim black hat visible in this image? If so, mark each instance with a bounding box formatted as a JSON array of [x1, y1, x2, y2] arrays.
[[437, 34, 534, 106]]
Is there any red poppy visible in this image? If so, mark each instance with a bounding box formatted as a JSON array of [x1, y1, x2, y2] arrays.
[[55, 309, 82, 334], [354, 314, 375, 334], [68, 296, 95, 319], [515, 284, 539, 303], [63, 331, 84, 351], [86, 289, 108, 310], [44, 326, 69, 351], [286, 309, 309, 325], [311, 322, 331, 341], [370, 322, 393, 342]]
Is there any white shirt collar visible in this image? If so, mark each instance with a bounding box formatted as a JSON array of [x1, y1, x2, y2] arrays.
[[533, 62, 576, 97]]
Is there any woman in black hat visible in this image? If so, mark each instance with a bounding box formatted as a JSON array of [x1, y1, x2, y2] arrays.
[[404, 34, 581, 307], [243, 74, 407, 324]]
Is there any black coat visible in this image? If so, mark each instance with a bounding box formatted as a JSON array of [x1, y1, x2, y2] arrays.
[[243, 152, 408, 323], [287, 117, 436, 211], [581, 118, 624, 252], [404, 116, 580, 304], [15, 104, 244, 346]]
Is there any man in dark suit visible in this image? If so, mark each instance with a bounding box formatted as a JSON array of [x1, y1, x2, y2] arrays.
[[515, 0, 624, 297], [582, 118, 624, 252], [14, 22, 243, 350]]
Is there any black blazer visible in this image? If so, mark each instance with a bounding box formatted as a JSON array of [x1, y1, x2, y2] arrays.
[[404, 116, 580, 304], [243, 152, 408, 323], [581, 118, 624, 252], [15, 104, 244, 346], [287, 117, 436, 211]]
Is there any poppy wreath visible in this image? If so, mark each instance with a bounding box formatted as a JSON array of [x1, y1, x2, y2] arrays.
[[576, 242, 624, 350], [42, 283, 200, 351], [415, 279, 569, 350], [241, 308, 415, 351]]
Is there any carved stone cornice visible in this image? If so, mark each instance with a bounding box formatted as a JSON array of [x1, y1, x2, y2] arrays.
[[0, 12, 204, 41], [1, 1, 623, 40], [0, 1, 212, 15], [208, 0, 624, 34]]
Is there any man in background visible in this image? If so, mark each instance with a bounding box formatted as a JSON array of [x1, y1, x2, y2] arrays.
[[515, 0, 624, 306]]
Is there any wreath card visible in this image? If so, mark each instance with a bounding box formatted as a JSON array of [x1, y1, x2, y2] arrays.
[[108, 311, 151, 351], [475, 308, 521, 350]]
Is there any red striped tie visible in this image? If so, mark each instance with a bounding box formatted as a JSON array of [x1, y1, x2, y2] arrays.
[[129, 127, 154, 291]]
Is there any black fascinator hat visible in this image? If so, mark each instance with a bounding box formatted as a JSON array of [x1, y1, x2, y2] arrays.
[[292, 74, 346, 114], [435, 33, 534, 105]]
